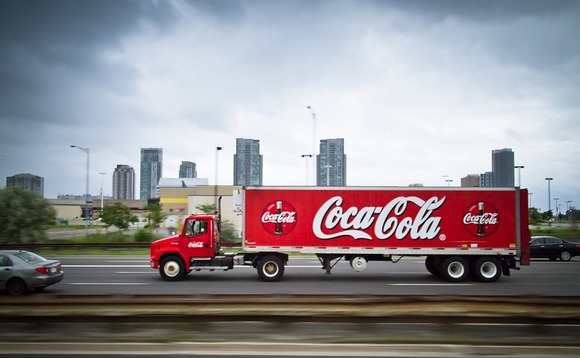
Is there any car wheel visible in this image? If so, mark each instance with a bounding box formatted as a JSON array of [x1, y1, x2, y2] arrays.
[[439, 256, 470, 282], [560, 251, 572, 261], [472, 257, 502, 283], [257, 255, 284, 282], [160, 256, 186, 281], [6, 278, 28, 295]]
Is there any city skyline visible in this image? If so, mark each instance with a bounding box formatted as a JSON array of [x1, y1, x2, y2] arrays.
[[4, 143, 574, 212]]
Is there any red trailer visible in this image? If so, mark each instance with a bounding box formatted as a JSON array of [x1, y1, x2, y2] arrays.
[[150, 186, 530, 283]]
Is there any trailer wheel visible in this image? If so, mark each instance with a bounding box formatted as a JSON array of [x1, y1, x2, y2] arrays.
[[160, 256, 186, 281], [440, 256, 470, 282], [472, 257, 501, 283], [257, 255, 284, 282]]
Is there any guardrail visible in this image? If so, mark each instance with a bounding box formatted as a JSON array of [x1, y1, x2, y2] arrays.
[[2, 295, 580, 324]]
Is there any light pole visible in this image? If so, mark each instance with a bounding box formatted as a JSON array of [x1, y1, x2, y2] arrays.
[[566, 200, 573, 212], [71, 145, 90, 237], [528, 192, 533, 208], [99, 172, 106, 212], [514, 165, 524, 187], [0, 153, 7, 190], [554, 197, 560, 219], [214, 146, 222, 211], [545, 177, 553, 225], [301, 154, 312, 185], [445, 179, 453, 187], [307, 106, 317, 185]]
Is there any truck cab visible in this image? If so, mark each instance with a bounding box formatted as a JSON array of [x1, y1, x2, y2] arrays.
[[150, 214, 234, 281]]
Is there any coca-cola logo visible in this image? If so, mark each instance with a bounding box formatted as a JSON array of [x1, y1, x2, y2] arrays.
[[188, 241, 204, 248], [312, 196, 446, 241], [463, 201, 499, 237], [261, 200, 297, 235]]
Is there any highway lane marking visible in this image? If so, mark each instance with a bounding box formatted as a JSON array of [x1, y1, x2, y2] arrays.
[[389, 283, 474, 286], [67, 283, 148, 286], [64, 265, 149, 268]]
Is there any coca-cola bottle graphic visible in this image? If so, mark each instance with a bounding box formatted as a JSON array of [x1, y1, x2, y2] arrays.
[[275, 200, 283, 235], [477, 202, 486, 236]]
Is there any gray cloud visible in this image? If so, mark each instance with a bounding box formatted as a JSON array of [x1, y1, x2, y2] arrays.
[[0, 0, 578, 210]]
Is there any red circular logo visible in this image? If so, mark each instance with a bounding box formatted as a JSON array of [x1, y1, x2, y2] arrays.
[[462, 201, 500, 237], [261, 200, 297, 235]]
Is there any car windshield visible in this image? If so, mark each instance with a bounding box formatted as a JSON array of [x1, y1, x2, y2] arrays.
[[14, 251, 46, 264]]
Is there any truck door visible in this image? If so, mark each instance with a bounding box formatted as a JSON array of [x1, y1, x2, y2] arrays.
[[181, 218, 213, 258]]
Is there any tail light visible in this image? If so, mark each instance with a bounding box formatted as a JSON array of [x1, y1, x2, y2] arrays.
[[35, 267, 49, 274]]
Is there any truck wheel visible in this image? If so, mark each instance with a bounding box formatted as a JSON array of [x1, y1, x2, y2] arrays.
[[160, 256, 186, 281], [257, 255, 284, 282], [440, 256, 470, 282], [425, 256, 440, 276], [472, 257, 501, 283], [560, 251, 572, 261]]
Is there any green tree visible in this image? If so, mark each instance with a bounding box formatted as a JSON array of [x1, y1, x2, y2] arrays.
[[145, 203, 167, 229], [0, 187, 56, 244], [195, 203, 216, 214], [529, 207, 542, 225], [99, 202, 138, 230]]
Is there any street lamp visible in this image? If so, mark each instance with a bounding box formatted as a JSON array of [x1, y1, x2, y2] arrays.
[[445, 179, 453, 187], [301, 154, 312, 185], [214, 146, 222, 210], [307, 106, 317, 185], [545, 177, 553, 225], [71, 145, 90, 237], [554, 197, 560, 218], [514, 165, 524, 187], [528, 192, 533, 208], [99, 172, 106, 212]]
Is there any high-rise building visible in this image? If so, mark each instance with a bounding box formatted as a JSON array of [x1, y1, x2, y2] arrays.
[[140, 148, 163, 199], [179, 161, 197, 178], [112, 165, 135, 200], [461, 174, 480, 187], [234, 138, 263, 186], [317, 138, 347, 186], [480, 172, 494, 187], [6, 173, 44, 196], [492, 148, 514, 187]]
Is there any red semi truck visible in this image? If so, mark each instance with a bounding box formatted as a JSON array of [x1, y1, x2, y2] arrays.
[[150, 186, 530, 283]]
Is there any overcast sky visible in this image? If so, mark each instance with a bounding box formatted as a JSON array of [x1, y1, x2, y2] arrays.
[[1, 0, 578, 212]]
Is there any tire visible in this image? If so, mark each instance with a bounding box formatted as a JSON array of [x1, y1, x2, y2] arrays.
[[6, 278, 28, 295], [439, 256, 470, 282], [257, 255, 284, 282], [159, 256, 186, 281], [560, 251, 572, 261], [472, 257, 502, 283], [425, 256, 440, 276]]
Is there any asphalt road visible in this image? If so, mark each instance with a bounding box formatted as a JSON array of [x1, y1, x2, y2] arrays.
[[34, 255, 580, 296]]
